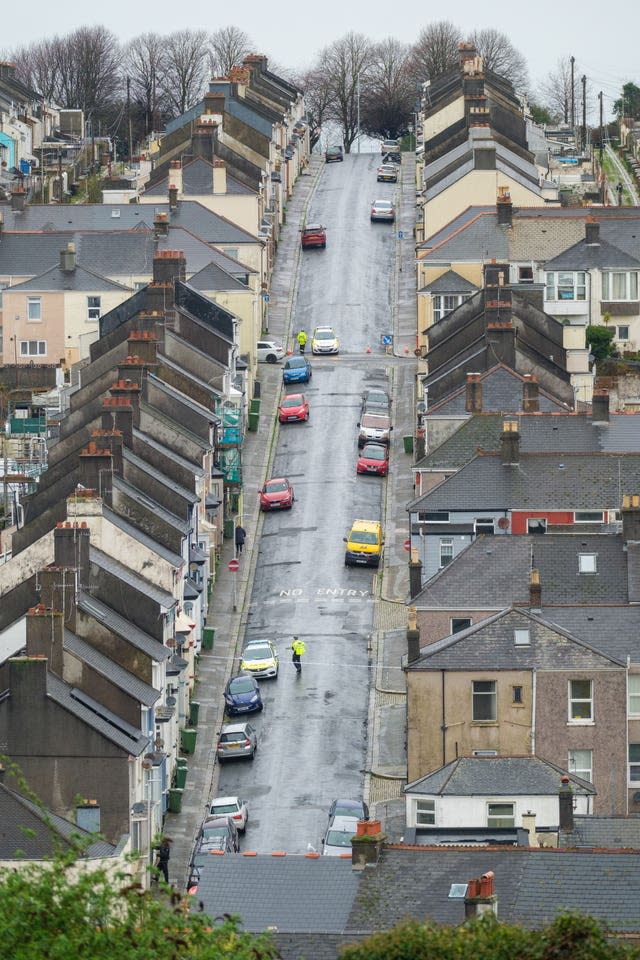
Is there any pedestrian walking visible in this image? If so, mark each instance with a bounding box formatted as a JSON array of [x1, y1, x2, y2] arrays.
[[155, 837, 172, 883], [291, 636, 306, 673], [235, 524, 246, 555], [297, 330, 307, 354]]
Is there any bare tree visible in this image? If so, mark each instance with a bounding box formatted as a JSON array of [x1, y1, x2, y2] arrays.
[[124, 33, 168, 135], [537, 58, 574, 124], [360, 38, 415, 139], [293, 67, 333, 150], [11, 38, 62, 101], [54, 26, 123, 120], [209, 25, 252, 76], [319, 32, 373, 152], [468, 28, 529, 91], [408, 21, 461, 86], [162, 29, 209, 115]]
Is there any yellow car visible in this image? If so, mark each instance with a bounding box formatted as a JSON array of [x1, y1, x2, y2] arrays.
[[240, 639, 279, 679], [343, 519, 384, 568]]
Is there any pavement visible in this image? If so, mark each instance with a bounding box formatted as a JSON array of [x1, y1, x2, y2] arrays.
[[164, 152, 417, 882]]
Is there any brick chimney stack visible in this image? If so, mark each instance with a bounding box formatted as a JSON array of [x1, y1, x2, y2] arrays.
[[464, 871, 497, 920], [529, 568, 541, 612], [622, 494, 640, 543], [60, 242, 77, 273], [406, 605, 421, 662], [465, 373, 483, 413], [213, 158, 227, 194], [26, 605, 64, 676], [591, 389, 610, 424], [522, 374, 539, 412], [11, 188, 26, 212], [409, 547, 423, 599], [168, 159, 182, 196], [78, 439, 114, 497], [585, 216, 600, 245], [500, 420, 520, 465], [154, 212, 169, 238], [487, 320, 515, 367], [53, 521, 91, 592], [152, 250, 186, 284], [496, 187, 513, 227], [559, 776, 574, 831]]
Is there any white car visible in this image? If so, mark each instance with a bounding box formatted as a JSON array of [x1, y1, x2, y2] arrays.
[[209, 795, 249, 832], [311, 325, 340, 355], [240, 639, 279, 679], [257, 340, 285, 363], [322, 815, 357, 856]]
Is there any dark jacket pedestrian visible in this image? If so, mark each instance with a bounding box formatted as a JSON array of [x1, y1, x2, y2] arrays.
[[235, 524, 246, 554], [156, 837, 171, 882]]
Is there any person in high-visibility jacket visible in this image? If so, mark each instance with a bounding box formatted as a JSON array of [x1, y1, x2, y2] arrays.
[[297, 330, 307, 353], [291, 636, 306, 672]]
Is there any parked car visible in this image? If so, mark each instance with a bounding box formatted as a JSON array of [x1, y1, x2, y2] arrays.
[[357, 443, 389, 477], [240, 639, 279, 679], [381, 138, 399, 154], [223, 673, 263, 715], [283, 355, 312, 384], [278, 393, 309, 423], [361, 388, 391, 415], [370, 199, 395, 222], [325, 144, 344, 162], [328, 798, 369, 821], [357, 412, 392, 448], [209, 796, 249, 832], [383, 151, 401, 165], [301, 224, 327, 249], [257, 340, 285, 363], [322, 815, 358, 856], [376, 164, 398, 183], [311, 325, 340, 355], [259, 477, 294, 511], [344, 519, 384, 568], [216, 721, 258, 762], [196, 814, 240, 852]]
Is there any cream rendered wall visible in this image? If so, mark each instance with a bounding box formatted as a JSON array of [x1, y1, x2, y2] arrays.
[[425, 173, 547, 238], [2, 290, 65, 366], [215, 241, 262, 275], [423, 95, 465, 143], [405, 793, 561, 829], [138, 191, 259, 235], [206, 289, 259, 370], [64, 289, 132, 363]]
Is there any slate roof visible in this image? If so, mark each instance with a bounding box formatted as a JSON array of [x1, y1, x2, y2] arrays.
[[89, 546, 177, 610], [123, 448, 199, 506], [142, 157, 253, 196], [63, 629, 159, 708], [188, 260, 253, 292], [420, 269, 478, 294], [407, 607, 625, 672], [541, 606, 640, 663], [559, 816, 640, 849], [8, 261, 130, 292], [414, 533, 630, 607], [77, 591, 171, 661], [405, 756, 595, 797], [544, 237, 640, 271], [192, 847, 640, 940], [424, 365, 570, 415], [0, 782, 117, 860], [111, 476, 191, 537], [417, 413, 640, 470], [0, 200, 257, 244], [46, 673, 149, 755], [409, 452, 640, 512], [132, 427, 205, 479], [103, 505, 185, 568]]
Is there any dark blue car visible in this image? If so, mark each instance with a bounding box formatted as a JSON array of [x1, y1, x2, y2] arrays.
[[283, 355, 312, 384], [224, 674, 263, 715]]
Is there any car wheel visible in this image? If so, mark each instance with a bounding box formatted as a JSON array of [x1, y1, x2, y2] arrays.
[[267, 354, 277, 364]]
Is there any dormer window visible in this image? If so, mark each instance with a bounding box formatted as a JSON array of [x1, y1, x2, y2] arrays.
[[602, 271, 638, 301]]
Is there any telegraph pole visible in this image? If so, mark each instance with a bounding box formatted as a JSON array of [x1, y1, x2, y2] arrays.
[[570, 56, 575, 130], [581, 75, 587, 154], [127, 77, 133, 169]]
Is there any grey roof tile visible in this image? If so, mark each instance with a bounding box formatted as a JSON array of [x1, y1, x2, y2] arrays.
[[111, 476, 191, 536], [77, 592, 170, 661], [421, 269, 478, 293], [405, 756, 595, 797], [541, 606, 640, 662], [47, 673, 149, 755], [545, 237, 640, 270], [425, 366, 569, 415], [64, 628, 160, 707], [123, 447, 199, 506], [89, 545, 177, 610], [560, 816, 640, 849], [143, 157, 253, 196], [9, 261, 130, 292]]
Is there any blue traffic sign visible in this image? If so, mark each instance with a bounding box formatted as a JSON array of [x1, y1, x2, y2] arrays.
[[397, 230, 404, 239], [261, 292, 270, 303], [381, 334, 393, 345]]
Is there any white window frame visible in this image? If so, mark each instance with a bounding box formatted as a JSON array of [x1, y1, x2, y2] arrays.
[[568, 679, 593, 723], [415, 798, 435, 825], [19, 339, 47, 357], [27, 296, 41, 321], [617, 325, 630, 341], [432, 293, 471, 322], [602, 271, 639, 302], [475, 517, 495, 534], [518, 265, 534, 283], [629, 744, 640, 784], [487, 802, 514, 827], [578, 553, 597, 574], [472, 679, 497, 721], [545, 271, 586, 302], [628, 675, 640, 716], [87, 295, 101, 321], [514, 629, 530, 646], [439, 537, 454, 567], [568, 748, 593, 782]]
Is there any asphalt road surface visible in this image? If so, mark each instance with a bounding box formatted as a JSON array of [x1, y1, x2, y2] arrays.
[[217, 152, 397, 853]]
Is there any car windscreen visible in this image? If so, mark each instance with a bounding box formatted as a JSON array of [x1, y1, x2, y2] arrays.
[[211, 804, 237, 815], [265, 481, 288, 492], [202, 825, 229, 838], [350, 531, 378, 544], [244, 646, 273, 660], [286, 358, 305, 368], [229, 677, 255, 693], [220, 731, 245, 742], [362, 446, 386, 460], [362, 415, 390, 428], [315, 330, 333, 339], [281, 396, 301, 407], [325, 830, 353, 847]]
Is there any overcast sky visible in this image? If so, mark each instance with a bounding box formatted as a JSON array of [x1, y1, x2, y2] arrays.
[[4, 1, 638, 118]]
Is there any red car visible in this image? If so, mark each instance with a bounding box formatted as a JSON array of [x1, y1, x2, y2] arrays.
[[259, 477, 294, 511], [278, 393, 309, 423], [357, 443, 389, 477], [301, 224, 327, 249]]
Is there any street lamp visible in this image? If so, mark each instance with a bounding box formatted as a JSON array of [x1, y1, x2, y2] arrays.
[[356, 73, 361, 155]]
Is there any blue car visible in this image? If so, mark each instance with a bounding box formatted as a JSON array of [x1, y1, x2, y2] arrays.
[[224, 674, 263, 715], [283, 355, 312, 384]]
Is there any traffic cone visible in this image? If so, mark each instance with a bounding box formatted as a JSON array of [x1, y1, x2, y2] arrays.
[[403, 345, 409, 355], [286, 348, 293, 356], [366, 345, 372, 354]]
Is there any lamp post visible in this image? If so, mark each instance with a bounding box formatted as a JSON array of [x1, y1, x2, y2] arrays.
[[356, 73, 361, 155]]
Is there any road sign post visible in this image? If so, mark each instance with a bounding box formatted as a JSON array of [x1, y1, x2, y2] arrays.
[[228, 557, 240, 610], [403, 538, 411, 552]]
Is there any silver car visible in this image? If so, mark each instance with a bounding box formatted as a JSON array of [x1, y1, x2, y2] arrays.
[[216, 721, 257, 762], [322, 815, 358, 856], [370, 199, 395, 222]]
